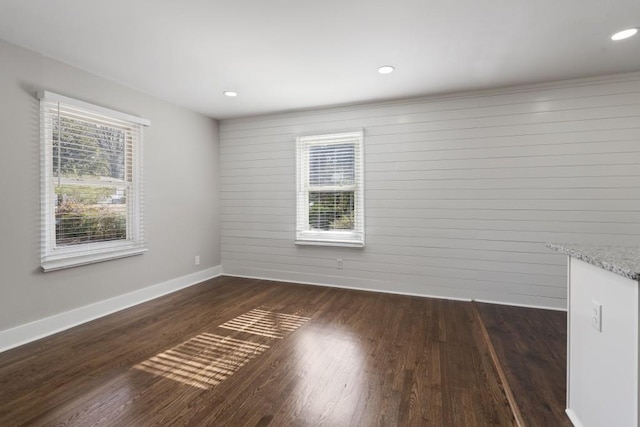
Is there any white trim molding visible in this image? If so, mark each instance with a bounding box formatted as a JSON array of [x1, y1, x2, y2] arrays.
[[222, 272, 472, 303], [42, 247, 148, 272], [565, 409, 585, 427], [0, 266, 221, 353], [473, 298, 568, 312], [37, 91, 151, 127]]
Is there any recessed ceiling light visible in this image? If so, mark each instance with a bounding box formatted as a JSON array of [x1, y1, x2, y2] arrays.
[[377, 65, 395, 74], [223, 91, 238, 97], [611, 28, 638, 41]]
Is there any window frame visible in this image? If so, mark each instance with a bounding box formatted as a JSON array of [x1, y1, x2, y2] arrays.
[[295, 130, 365, 248], [39, 91, 150, 271]]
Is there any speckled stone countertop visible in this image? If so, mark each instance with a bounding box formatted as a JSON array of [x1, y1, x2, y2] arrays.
[[547, 243, 640, 281]]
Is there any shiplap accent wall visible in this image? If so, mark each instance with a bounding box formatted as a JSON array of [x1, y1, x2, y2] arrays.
[[220, 73, 640, 310]]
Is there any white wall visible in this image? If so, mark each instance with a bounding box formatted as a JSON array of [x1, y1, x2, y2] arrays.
[[220, 73, 640, 310], [0, 39, 220, 332]]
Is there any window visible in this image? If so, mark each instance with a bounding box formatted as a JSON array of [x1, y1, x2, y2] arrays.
[[39, 91, 149, 271], [296, 131, 365, 247]]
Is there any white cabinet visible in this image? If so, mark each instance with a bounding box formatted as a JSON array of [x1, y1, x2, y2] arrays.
[[566, 257, 639, 427]]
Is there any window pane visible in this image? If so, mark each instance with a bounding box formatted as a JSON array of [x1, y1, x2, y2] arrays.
[[55, 185, 127, 246], [309, 143, 355, 186], [53, 116, 126, 181], [309, 191, 354, 230]]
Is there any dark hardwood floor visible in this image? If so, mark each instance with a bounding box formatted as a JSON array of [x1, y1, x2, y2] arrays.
[[476, 303, 571, 427], [0, 277, 567, 426]]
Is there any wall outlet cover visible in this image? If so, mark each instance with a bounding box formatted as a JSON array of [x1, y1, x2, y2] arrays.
[[591, 300, 602, 332]]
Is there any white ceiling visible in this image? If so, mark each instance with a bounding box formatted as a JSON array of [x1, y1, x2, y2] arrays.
[[0, 0, 639, 119]]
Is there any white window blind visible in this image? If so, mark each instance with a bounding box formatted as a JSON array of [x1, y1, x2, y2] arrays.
[[296, 131, 365, 247], [39, 91, 150, 271]]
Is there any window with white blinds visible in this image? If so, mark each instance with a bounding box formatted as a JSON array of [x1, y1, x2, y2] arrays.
[[39, 91, 150, 271], [296, 131, 365, 247]]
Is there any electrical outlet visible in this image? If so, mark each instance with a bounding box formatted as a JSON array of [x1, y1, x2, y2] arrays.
[[195, 255, 200, 266], [591, 300, 602, 332], [337, 258, 343, 269]]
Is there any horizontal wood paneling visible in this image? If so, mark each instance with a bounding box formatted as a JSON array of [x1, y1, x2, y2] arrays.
[[221, 238, 563, 264], [220, 72, 640, 309], [220, 128, 640, 156], [222, 219, 635, 235], [220, 75, 640, 131]]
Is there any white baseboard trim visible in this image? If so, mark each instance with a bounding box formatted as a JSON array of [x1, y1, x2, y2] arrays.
[[0, 265, 222, 354], [565, 409, 584, 427], [222, 272, 473, 303], [473, 298, 567, 312], [222, 271, 566, 310]]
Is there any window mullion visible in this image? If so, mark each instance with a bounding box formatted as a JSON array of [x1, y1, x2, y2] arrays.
[[307, 185, 356, 192]]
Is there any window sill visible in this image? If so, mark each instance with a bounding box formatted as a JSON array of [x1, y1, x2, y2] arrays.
[[295, 239, 365, 248], [41, 246, 147, 272]]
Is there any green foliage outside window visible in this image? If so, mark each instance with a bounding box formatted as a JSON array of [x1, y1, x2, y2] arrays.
[[309, 191, 355, 231], [53, 116, 125, 180], [56, 200, 126, 245], [52, 114, 128, 246], [55, 185, 114, 205]]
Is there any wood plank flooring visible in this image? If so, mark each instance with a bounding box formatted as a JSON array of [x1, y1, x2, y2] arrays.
[[0, 277, 567, 426], [476, 303, 571, 427]]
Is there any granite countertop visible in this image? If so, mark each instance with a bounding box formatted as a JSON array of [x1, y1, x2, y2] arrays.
[[547, 243, 640, 281]]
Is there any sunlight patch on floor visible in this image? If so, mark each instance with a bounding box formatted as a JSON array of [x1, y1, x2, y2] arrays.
[[133, 333, 269, 389], [219, 308, 310, 339]]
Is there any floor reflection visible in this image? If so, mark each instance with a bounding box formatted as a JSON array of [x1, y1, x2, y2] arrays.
[[133, 333, 269, 389], [292, 326, 366, 423], [219, 308, 310, 339]]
